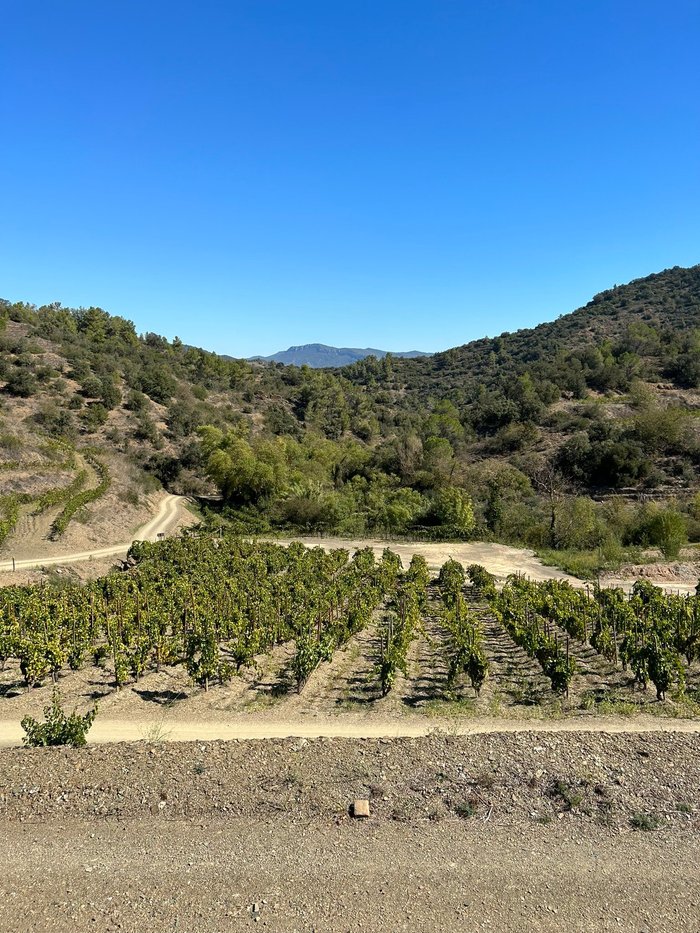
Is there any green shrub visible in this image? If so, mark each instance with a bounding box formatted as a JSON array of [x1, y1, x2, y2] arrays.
[[647, 509, 687, 559], [4, 368, 38, 397], [21, 690, 98, 747], [0, 432, 22, 452], [630, 811, 661, 832], [454, 800, 476, 818]]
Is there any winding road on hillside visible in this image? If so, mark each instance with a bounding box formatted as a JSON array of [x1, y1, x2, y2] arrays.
[[0, 493, 186, 573]]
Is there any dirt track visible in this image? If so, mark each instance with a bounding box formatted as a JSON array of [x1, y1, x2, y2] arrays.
[[273, 534, 581, 582], [0, 493, 186, 573], [3, 819, 697, 933], [1, 516, 696, 593], [2, 714, 700, 748], [1, 732, 699, 932], [269, 535, 699, 593]]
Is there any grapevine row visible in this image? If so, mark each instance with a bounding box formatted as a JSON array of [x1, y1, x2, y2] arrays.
[[468, 567, 698, 700], [49, 453, 111, 539], [0, 536, 400, 693]]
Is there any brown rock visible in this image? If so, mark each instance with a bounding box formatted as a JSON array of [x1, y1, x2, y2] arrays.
[[352, 799, 370, 818]]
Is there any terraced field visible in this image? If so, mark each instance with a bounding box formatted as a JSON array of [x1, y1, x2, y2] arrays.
[[0, 441, 111, 550]]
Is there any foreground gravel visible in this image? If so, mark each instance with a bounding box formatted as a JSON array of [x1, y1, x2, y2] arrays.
[[2, 731, 698, 825], [1, 732, 699, 932], [3, 818, 699, 933]]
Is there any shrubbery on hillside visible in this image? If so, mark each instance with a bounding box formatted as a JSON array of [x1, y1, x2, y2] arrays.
[[1, 265, 699, 549]]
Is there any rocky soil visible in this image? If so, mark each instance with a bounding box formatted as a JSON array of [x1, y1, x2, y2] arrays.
[[1, 732, 698, 826], [1, 732, 699, 932]]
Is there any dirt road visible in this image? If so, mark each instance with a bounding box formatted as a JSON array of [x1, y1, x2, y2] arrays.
[[0, 493, 185, 573], [2, 713, 699, 748], [3, 819, 696, 933], [0, 524, 579, 584], [271, 534, 581, 582], [268, 535, 699, 592], [1, 512, 694, 592], [2, 732, 699, 932]]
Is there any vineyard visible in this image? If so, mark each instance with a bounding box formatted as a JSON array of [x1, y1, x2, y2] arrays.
[[1, 533, 700, 717], [0, 441, 112, 547]]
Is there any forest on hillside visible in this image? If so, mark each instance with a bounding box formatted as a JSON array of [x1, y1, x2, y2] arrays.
[[1, 264, 700, 572]]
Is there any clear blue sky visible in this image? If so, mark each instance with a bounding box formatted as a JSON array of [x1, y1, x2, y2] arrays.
[[1, 1, 698, 357]]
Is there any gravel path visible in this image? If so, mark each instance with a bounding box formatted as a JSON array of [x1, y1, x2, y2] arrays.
[[3, 819, 698, 933], [1, 732, 699, 932]]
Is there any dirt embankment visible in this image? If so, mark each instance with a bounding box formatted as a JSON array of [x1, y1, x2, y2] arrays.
[[601, 559, 700, 592], [1, 732, 699, 932], [2, 731, 698, 825]]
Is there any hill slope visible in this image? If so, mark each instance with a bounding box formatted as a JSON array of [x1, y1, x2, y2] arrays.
[[1, 264, 699, 559], [348, 265, 700, 401]]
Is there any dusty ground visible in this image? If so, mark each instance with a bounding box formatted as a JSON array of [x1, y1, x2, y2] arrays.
[[272, 535, 580, 582], [271, 536, 700, 593], [2, 507, 697, 590], [1, 732, 699, 932], [600, 557, 700, 593]]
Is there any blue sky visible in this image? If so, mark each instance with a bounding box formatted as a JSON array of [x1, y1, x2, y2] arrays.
[[1, 1, 698, 357]]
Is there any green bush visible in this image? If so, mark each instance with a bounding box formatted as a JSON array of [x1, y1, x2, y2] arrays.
[[630, 811, 661, 832], [627, 504, 688, 558], [21, 690, 98, 747], [647, 509, 687, 559], [0, 432, 22, 452], [4, 367, 38, 397]]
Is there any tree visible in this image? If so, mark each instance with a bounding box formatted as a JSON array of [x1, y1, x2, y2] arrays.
[[647, 508, 687, 559], [423, 400, 465, 447], [481, 465, 532, 534], [433, 487, 475, 535], [531, 460, 569, 545], [198, 426, 287, 504], [365, 479, 425, 534], [422, 437, 456, 487], [306, 385, 350, 439]]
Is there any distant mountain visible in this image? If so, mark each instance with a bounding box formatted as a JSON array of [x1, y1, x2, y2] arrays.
[[250, 343, 430, 368]]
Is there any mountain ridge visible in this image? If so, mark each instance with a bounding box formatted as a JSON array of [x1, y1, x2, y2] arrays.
[[249, 343, 429, 367]]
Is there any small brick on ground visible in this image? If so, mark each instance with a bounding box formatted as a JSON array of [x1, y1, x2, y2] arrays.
[[352, 799, 370, 818]]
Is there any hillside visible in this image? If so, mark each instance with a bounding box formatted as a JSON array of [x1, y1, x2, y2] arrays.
[[392, 264, 700, 396], [250, 343, 429, 367], [1, 264, 699, 564]]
